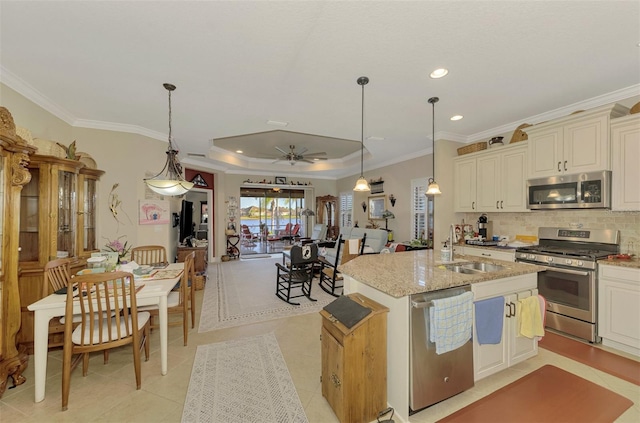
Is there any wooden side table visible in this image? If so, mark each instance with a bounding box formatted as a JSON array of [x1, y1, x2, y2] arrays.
[[320, 294, 389, 423], [177, 246, 208, 272]]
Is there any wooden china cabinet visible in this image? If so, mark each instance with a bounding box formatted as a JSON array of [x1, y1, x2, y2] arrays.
[[316, 195, 338, 240], [17, 154, 86, 352], [0, 107, 36, 397]]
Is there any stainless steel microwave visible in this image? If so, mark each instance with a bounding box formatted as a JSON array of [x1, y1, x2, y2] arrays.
[[526, 171, 611, 210]]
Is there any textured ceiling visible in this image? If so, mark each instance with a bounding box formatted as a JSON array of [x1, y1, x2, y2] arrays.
[[1, 1, 639, 178]]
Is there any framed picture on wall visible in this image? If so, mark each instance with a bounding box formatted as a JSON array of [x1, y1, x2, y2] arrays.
[[368, 195, 386, 220], [275, 176, 287, 184]]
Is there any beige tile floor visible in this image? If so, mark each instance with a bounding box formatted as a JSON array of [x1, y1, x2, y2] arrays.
[[1, 268, 639, 422]]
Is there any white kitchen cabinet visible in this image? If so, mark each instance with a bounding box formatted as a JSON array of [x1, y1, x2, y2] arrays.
[[462, 246, 515, 262], [472, 274, 538, 381], [598, 264, 640, 357], [454, 144, 528, 213], [526, 104, 628, 178], [453, 155, 477, 212], [611, 114, 640, 211], [476, 145, 528, 212]]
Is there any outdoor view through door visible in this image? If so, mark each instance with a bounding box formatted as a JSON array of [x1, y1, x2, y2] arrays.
[[239, 187, 307, 255]]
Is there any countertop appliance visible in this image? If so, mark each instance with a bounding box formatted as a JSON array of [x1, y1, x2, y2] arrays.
[[477, 214, 492, 240], [515, 227, 620, 342], [526, 170, 611, 210], [409, 285, 474, 413]]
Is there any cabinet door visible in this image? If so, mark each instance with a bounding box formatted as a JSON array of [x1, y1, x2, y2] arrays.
[[500, 147, 528, 212], [598, 266, 640, 350], [507, 292, 538, 365], [476, 154, 501, 212], [563, 115, 609, 174], [473, 296, 508, 381], [453, 157, 477, 212], [321, 327, 345, 422], [611, 116, 640, 211], [528, 126, 563, 178]]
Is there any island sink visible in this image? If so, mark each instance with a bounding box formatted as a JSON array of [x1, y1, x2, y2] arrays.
[[444, 262, 506, 274]]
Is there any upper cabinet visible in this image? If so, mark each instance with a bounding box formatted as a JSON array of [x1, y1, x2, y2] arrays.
[[454, 144, 528, 213], [525, 104, 628, 178], [611, 114, 640, 211]]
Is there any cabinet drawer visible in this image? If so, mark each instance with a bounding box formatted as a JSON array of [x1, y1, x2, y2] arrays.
[[599, 264, 640, 283]]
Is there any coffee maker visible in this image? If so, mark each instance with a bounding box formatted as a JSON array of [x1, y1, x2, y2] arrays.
[[478, 214, 493, 240]]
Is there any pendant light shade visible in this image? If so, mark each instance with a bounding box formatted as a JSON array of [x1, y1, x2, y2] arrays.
[[426, 96, 442, 196], [144, 83, 194, 196], [353, 76, 371, 192]]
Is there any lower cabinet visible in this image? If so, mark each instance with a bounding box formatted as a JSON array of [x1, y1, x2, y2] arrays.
[[320, 294, 389, 423], [598, 264, 640, 356], [472, 274, 538, 381]]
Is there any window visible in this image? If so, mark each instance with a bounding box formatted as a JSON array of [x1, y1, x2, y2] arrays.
[[410, 178, 433, 243], [339, 191, 353, 228]]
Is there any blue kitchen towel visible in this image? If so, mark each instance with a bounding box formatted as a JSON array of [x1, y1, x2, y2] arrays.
[[474, 296, 504, 345], [429, 291, 474, 355]]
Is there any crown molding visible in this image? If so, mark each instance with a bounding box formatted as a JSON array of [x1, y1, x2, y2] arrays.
[[73, 119, 167, 141]]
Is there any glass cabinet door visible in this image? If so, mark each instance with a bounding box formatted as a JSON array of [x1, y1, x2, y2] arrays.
[[57, 169, 77, 259], [0, 153, 4, 279], [19, 168, 39, 262]]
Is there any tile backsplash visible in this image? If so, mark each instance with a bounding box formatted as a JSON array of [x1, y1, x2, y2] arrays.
[[459, 210, 640, 255]]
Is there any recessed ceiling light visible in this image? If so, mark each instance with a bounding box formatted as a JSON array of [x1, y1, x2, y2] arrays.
[[430, 68, 449, 79], [450, 115, 463, 121], [313, 158, 319, 161], [236, 150, 243, 154], [266, 120, 288, 127]]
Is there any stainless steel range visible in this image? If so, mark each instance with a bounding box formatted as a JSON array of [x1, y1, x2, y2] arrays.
[[515, 227, 620, 343]]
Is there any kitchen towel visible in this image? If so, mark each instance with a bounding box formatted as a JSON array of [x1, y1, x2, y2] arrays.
[[474, 296, 504, 344], [429, 291, 474, 355], [518, 295, 545, 339]]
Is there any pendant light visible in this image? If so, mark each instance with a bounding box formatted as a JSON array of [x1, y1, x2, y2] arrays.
[[426, 96, 442, 196], [144, 83, 194, 196], [353, 76, 371, 192]]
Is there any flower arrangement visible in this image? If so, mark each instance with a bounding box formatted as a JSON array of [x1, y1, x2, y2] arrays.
[[103, 236, 131, 263]]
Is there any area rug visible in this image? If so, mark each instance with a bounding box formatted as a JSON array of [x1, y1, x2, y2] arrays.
[[539, 331, 640, 386], [437, 365, 633, 423], [181, 332, 308, 423], [198, 257, 336, 332]]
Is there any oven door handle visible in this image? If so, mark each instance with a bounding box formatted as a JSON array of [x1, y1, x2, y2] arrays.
[[546, 267, 590, 277]]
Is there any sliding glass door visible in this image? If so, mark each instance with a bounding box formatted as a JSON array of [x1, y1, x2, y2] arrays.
[[239, 188, 306, 238]]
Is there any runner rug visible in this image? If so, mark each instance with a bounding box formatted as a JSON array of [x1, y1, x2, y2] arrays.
[[437, 365, 633, 423], [181, 333, 308, 423], [539, 331, 640, 386], [198, 257, 336, 332]]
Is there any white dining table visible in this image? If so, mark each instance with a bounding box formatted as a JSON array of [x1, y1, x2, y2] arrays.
[[27, 262, 184, 403]]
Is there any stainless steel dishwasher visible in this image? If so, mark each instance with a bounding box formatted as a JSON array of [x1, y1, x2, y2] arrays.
[[410, 285, 474, 413]]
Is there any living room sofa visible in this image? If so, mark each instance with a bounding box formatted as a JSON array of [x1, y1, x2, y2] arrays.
[[321, 226, 389, 265]]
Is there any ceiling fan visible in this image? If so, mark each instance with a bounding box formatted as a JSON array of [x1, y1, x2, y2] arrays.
[[273, 145, 327, 165]]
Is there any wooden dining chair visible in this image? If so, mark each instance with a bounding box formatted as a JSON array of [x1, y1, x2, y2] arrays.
[[43, 258, 73, 297], [138, 252, 194, 346], [130, 245, 168, 266], [62, 271, 150, 411]]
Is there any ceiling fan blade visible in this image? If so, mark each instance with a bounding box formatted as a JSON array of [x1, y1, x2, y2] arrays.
[[300, 159, 314, 164], [303, 152, 327, 157], [297, 146, 308, 155], [275, 146, 288, 155]]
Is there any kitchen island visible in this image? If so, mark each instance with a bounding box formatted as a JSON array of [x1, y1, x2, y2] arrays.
[[338, 250, 545, 422]]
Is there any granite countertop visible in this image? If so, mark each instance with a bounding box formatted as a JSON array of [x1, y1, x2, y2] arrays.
[[338, 250, 545, 298], [597, 257, 640, 269]]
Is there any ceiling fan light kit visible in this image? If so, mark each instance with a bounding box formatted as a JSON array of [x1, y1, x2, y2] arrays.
[[353, 76, 371, 192], [426, 96, 442, 196], [144, 83, 194, 196], [273, 144, 327, 165]]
